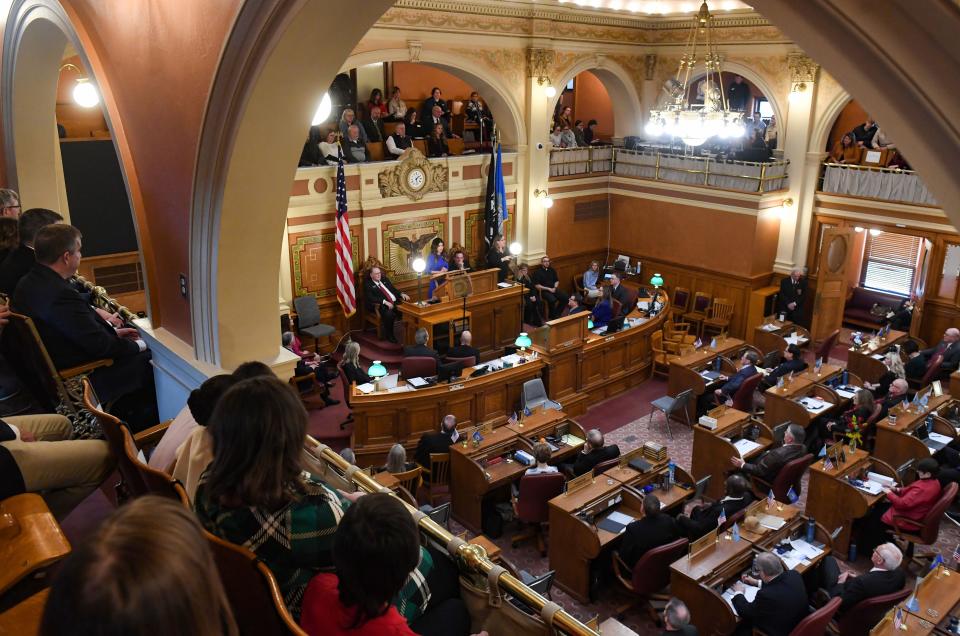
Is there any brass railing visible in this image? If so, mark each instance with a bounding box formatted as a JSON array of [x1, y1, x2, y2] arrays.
[[548, 145, 613, 177], [302, 436, 599, 636], [73, 274, 139, 323]]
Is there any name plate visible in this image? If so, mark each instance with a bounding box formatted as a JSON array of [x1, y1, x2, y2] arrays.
[[480, 421, 494, 435], [448, 384, 464, 391], [566, 471, 593, 495], [689, 528, 718, 559], [698, 415, 718, 430]]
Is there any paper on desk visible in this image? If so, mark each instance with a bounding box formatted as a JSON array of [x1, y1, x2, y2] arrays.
[[866, 472, 895, 488], [356, 383, 375, 394], [733, 439, 761, 457], [501, 354, 522, 365], [606, 511, 635, 527], [387, 385, 414, 393], [928, 432, 953, 445], [497, 282, 514, 288], [856, 480, 883, 495], [835, 387, 857, 399], [407, 377, 429, 388], [757, 514, 787, 530], [760, 323, 780, 332], [789, 538, 824, 561], [798, 397, 828, 412], [872, 353, 885, 360], [562, 434, 586, 447], [722, 583, 760, 616]]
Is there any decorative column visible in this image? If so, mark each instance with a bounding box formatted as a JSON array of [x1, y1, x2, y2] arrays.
[[775, 54, 820, 273], [518, 46, 554, 263], [640, 53, 658, 131]]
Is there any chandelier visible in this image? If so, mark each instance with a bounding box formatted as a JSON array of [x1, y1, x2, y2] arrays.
[[645, 1, 744, 147]]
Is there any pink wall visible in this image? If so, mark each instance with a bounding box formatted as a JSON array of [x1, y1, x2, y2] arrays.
[[391, 62, 476, 102], [572, 71, 613, 139]]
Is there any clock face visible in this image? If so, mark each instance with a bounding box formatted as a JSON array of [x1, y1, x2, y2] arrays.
[[407, 168, 426, 190]]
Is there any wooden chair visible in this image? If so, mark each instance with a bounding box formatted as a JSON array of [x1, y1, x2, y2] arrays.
[[287, 373, 330, 411], [700, 297, 734, 339], [572, 273, 595, 306], [683, 292, 711, 335], [788, 597, 841, 636], [663, 317, 696, 346], [204, 531, 307, 636], [652, 330, 684, 379], [812, 328, 841, 364], [830, 587, 911, 636], [412, 138, 427, 155], [0, 494, 71, 597], [391, 466, 423, 501], [888, 481, 958, 566], [729, 372, 763, 414], [422, 453, 451, 506], [671, 286, 691, 316], [909, 353, 944, 391], [611, 538, 688, 623], [447, 137, 465, 156]]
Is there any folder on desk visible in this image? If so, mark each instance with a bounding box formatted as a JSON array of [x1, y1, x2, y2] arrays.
[[597, 511, 634, 534], [628, 457, 652, 473], [733, 439, 761, 457], [701, 370, 723, 381], [406, 377, 430, 388]]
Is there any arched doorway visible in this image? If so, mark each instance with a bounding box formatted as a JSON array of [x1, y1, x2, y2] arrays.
[[553, 60, 642, 139]]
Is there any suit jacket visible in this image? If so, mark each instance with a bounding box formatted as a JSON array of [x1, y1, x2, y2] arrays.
[[732, 570, 809, 636], [403, 343, 440, 362], [719, 365, 758, 397], [879, 392, 907, 419], [485, 248, 510, 282], [766, 358, 808, 383], [572, 444, 620, 476], [12, 264, 140, 370], [446, 345, 480, 365], [362, 118, 384, 143], [685, 494, 752, 537], [415, 429, 456, 469], [532, 267, 560, 292], [882, 477, 941, 530], [777, 276, 807, 312], [610, 284, 631, 315], [836, 568, 905, 613], [420, 97, 450, 123], [0, 244, 34, 296], [426, 115, 453, 139], [363, 276, 402, 312], [619, 513, 680, 569], [740, 443, 806, 482], [341, 362, 370, 386], [0, 420, 25, 501], [919, 341, 960, 372], [661, 627, 698, 636]]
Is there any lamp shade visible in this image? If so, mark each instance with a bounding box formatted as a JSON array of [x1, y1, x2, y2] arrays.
[[412, 257, 426, 273], [367, 360, 387, 378], [73, 79, 99, 108], [650, 273, 664, 287], [587, 318, 594, 330], [514, 332, 532, 349], [509, 242, 522, 256]]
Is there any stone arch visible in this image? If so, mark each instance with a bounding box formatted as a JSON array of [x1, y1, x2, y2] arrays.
[[686, 62, 786, 135], [553, 57, 643, 138], [1, 0, 155, 316], [342, 49, 525, 147], [809, 90, 851, 154]]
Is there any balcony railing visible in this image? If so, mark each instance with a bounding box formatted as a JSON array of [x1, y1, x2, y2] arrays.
[[820, 162, 938, 206], [549, 146, 789, 193]]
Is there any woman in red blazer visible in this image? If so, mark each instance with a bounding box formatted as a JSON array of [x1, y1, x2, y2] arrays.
[[860, 457, 942, 553]]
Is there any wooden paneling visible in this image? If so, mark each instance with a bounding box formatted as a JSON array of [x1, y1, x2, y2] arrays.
[[76, 251, 146, 314], [546, 194, 609, 261]]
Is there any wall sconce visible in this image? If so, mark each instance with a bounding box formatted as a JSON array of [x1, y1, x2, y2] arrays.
[[543, 84, 557, 98], [780, 197, 794, 215], [788, 81, 807, 103], [534, 189, 553, 209], [59, 63, 99, 108], [854, 226, 864, 232], [869, 228, 882, 237]]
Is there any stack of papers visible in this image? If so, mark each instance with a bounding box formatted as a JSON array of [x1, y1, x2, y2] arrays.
[[561, 434, 586, 447], [501, 354, 522, 366], [387, 385, 414, 393], [835, 387, 858, 399], [798, 397, 828, 412], [757, 514, 787, 530], [778, 539, 824, 570], [785, 333, 809, 345], [926, 432, 953, 452], [760, 323, 781, 332], [866, 472, 895, 488], [497, 281, 514, 288], [721, 583, 760, 615], [356, 383, 375, 394], [855, 480, 883, 495], [406, 377, 429, 388], [733, 439, 761, 457]]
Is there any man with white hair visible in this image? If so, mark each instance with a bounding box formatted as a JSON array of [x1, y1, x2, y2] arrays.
[[879, 378, 910, 419], [732, 552, 808, 634], [414, 414, 458, 480], [661, 597, 697, 635], [777, 268, 807, 323], [905, 327, 960, 379], [817, 543, 905, 614], [569, 429, 619, 476], [342, 124, 368, 163], [446, 330, 480, 365]]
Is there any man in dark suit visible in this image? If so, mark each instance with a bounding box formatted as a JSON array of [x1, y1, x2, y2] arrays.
[[446, 330, 480, 365], [0, 207, 62, 295], [569, 429, 619, 476], [403, 327, 440, 362], [619, 494, 680, 569], [905, 328, 960, 379], [427, 105, 456, 139], [420, 87, 450, 125], [532, 255, 569, 320], [777, 269, 807, 323], [732, 552, 809, 635], [817, 543, 905, 614], [609, 272, 630, 316], [561, 294, 589, 318], [363, 266, 409, 343], [12, 225, 155, 422], [362, 106, 385, 143], [677, 474, 753, 539], [758, 344, 808, 391], [485, 234, 512, 283], [730, 423, 806, 483], [713, 351, 760, 404], [662, 598, 698, 636], [414, 414, 458, 480], [879, 378, 909, 419]]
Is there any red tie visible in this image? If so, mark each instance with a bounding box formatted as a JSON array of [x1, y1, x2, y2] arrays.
[[379, 281, 395, 303]]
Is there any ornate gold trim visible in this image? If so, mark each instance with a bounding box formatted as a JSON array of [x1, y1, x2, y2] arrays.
[[377, 148, 448, 200]]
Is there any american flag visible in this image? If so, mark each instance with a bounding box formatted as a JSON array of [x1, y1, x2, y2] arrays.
[[717, 507, 726, 527], [952, 543, 960, 562], [334, 148, 356, 317], [767, 489, 775, 509], [893, 607, 903, 630]]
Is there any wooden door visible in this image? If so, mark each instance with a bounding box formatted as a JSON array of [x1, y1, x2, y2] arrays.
[[810, 227, 854, 343], [910, 239, 934, 338]]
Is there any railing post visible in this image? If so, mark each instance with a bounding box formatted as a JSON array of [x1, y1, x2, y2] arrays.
[[655, 151, 661, 182], [759, 162, 767, 193]]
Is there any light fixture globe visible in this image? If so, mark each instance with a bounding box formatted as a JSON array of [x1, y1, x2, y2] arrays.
[[411, 257, 426, 273], [367, 360, 387, 378], [515, 332, 533, 349], [544, 85, 557, 98], [311, 93, 332, 125], [650, 273, 665, 288], [72, 79, 99, 108], [509, 242, 522, 256]]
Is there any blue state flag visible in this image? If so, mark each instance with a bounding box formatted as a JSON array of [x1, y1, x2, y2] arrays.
[[786, 486, 799, 503]]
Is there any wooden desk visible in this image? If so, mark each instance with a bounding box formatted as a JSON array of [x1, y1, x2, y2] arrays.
[[763, 381, 840, 430], [397, 268, 520, 355], [548, 479, 642, 602], [602, 458, 695, 512], [846, 330, 907, 383], [754, 320, 795, 355], [873, 395, 954, 470], [349, 357, 545, 465], [805, 447, 884, 557], [904, 566, 960, 627], [690, 409, 772, 501], [951, 370, 960, 400], [670, 535, 754, 635], [373, 470, 399, 490], [668, 348, 740, 422]]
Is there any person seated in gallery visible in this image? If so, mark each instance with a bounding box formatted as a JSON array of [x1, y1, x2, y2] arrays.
[[427, 105, 456, 139], [387, 86, 407, 121], [852, 117, 878, 147], [403, 328, 440, 363], [730, 423, 806, 483], [380, 443, 417, 475], [386, 121, 413, 157], [299, 125, 325, 167], [618, 494, 681, 570], [582, 260, 602, 299], [363, 265, 409, 344], [591, 285, 615, 329], [879, 378, 910, 419], [561, 294, 589, 318], [567, 429, 619, 477], [339, 108, 368, 144], [532, 255, 568, 320], [758, 344, 807, 391], [0, 206, 63, 295], [485, 234, 511, 282], [339, 341, 371, 386], [420, 87, 450, 125], [904, 327, 960, 379], [284, 332, 339, 408], [465, 91, 492, 129], [829, 133, 860, 163], [403, 109, 426, 139], [343, 124, 368, 163], [446, 330, 480, 365], [427, 123, 449, 158], [362, 106, 385, 143], [515, 263, 543, 327], [677, 474, 753, 539], [815, 542, 905, 614]]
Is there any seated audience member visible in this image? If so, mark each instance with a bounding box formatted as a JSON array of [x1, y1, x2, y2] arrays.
[[0, 187, 20, 218], [449, 248, 470, 271], [421, 87, 450, 124], [713, 351, 760, 405], [300, 493, 478, 636], [0, 207, 63, 295], [363, 266, 409, 343], [343, 124, 368, 163], [887, 297, 915, 331], [427, 123, 449, 158], [677, 475, 753, 539], [562, 294, 589, 318], [877, 378, 911, 421], [340, 447, 357, 464], [857, 457, 942, 553], [852, 117, 879, 147], [662, 598, 698, 636], [12, 224, 156, 426], [403, 327, 440, 362], [525, 442, 558, 475], [284, 333, 339, 407], [363, 106, 385, 143], [299, 125, 324, 167], [905, 328, 960, 379], [485, 234, 512, 283], [387, 86, 407, 121], [194, 376, 353, 618], [764, 116, 778, 149], [465, 92, 492, 128], [585, 119, 600, 144], [561, 125, 578, 148], [319, 130, 342, 164], [823, 389, 874, 438], [619, 494, 681, 570], [572, 120, 586, 147], [0, 217, 17, 264], [569, 429, 620, 477], [591, 285, 614, 329], [870, 125, 896, 150], [403, 109, 425, 138], [817, 543, 905, 614], [829, 133, 860, 163], [533, 255, 569, 320], [41, 496, 238, 636], [339, 108, 368, 144], [447, 330, 480, 364], [582, 260, 602, 298], [0, 413, 112, 519], [366, 88, 386, 119], [549, 125, 565, 147], [339, 341, 371, 386], [731, 423, 806, 482], [427, 106, 456, 140], [383, 443, 416, 475], [516, 263, 543, 327], [386, 122, 413, 157], [554, 106, 573, 130], [609, 272, 629, 315], [731, 552, 809, 635], [863, 350, 905, 398], [758, 344, 807, 391], [414, 414, 458, 474]]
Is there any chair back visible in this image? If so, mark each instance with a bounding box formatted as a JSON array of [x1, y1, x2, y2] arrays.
[[1, 312, 70, 412], [814, 328, 841, 363], [426, 502, 451, 528], [429, 453, 451, 488], [691, 292, 711, 314], [630, 537, 688, 596], [835, 587, 911, 636], [762, 349, 782, 369], [730, 373, 763, 412], [771, 453, 812, 503], [709, 298, 734, 321], [522, 378, 549, 407], [447, 137, 465, 156], [672, 287, 690, 313], [392, 465, 422, 496], [515, 472, 565, 523], [593, 457, 620, 475], [366, 142, 385, 161], [337, 365, 353, 409], [81, 378, 148, 500], [672, 388, 695, 413], [204, 531, 307, 636], [445, 355, 478, 369], [412, 138, 427, 154], [652, 330, 666, 356], [611, 299, 622, 317], [0, 493, 71, 596], [293, 295, 321, 330], [920, 353, 945, 386], [573, 273, 585, 295], [865, 401, 884, 426], [789, 596, 841, 636], [121, 425, 190, 505], [401, 356, 438, 378]]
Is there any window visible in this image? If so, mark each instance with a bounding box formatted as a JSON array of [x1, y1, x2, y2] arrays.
[[756, 98, 774, 119], [861, 231, 921, 296]]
